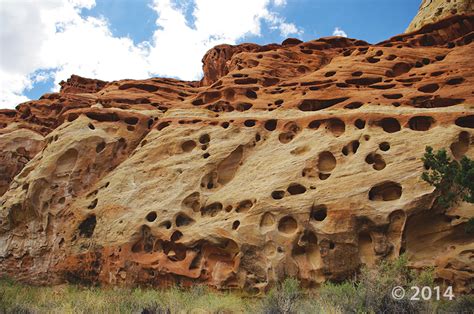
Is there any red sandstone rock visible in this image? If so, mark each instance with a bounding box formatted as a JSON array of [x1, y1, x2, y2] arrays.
[[0, 13, 473, 293]]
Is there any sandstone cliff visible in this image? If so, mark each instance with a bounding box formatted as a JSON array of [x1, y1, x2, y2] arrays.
[[0, 14, 473, 293], [407, 0, 474, 32]]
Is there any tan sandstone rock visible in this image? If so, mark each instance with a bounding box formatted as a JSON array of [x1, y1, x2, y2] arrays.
[[0, 12, 473, 294], [407, 0, 474, 32]]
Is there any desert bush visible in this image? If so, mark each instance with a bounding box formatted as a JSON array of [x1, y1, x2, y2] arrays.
[[261, 277, 303, 314], [0, 278, 248, 313], [437, 295, 474, 314], [319, 255, 434, 313]]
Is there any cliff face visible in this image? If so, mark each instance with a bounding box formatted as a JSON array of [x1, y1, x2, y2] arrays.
[[0, 14, 473, 293], [407, 0, 474, 32]]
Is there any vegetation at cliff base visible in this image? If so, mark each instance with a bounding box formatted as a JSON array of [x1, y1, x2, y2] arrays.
[[2, 255, 473, 313]]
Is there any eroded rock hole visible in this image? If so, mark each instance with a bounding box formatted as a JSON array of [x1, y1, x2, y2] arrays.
[[450, 131, 470, 159], [96, 142, 106, 153], [78, 215, 96, 238], [355, 119, 366, 129], [88, 198, 98, 209], [217, 145, 243, 185], [271, 190, 285, 200], [244, 120, 256, 127], [199, 134, 210, 144], [278, 216, 298, 234], [264, 119, 277, 131], [408, 116, 434, 131], [379, 142, 390, 151], [310, 205, 327, 221], [181, 140, 196, 152], [369, 181, 402, 201], [308, 120, 321, 129], [146, 211, 157, 222], [455, 115, 474, 128], [245, 89, 258, 99], [236, 199, 254, 213], [345, 102, 363, 109], [418, 83, 439, 93], [287, 183, 306, 195], [342, 140, 360, 156], [176, 213, 194, 227], [260, 212, 275, 227], [171, 231, 183, 242], [446, 77, 465, 85], [365, 153, 386, 170], [327, 118, 345, 137], [182, 192, 200, 212], [232, 220, 240, 230], [298, 97, 349, 111], [124, 117, 139, 125], [318, 151, 336, 172], [201, 202, 223, 217], [157, 122, 170, 130], [379, 118, 401, 133]]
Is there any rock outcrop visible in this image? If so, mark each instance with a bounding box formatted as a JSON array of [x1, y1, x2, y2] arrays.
[[407, 0, 474, 32], [0, 14, 473, 293]]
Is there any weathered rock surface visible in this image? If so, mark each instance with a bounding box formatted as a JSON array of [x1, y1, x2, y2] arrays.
[[407, 0, 474, 32], [0, 14, 473, 293]]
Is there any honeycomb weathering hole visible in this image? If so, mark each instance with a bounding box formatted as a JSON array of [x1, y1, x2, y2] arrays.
[[379, 118, 401, 133], [408, 116, 435, 131], [181, 140, 196, 152], [146, 211, 157, 222], [355, 119, 366, 129], [96, 142, 106, 153], [199, 134, 210, 144], [278, 216, 298, 234], [327, 118, 345, 137], [318, 151, 336, 172], [417, 83, 439, 93], [450, 131, 470, 159], [365, 153, 386, 170], [264, 119, 277, 131], [260, 212, 275, 227], [455, 115, 474, 128], [78, 215, 96, 238], [310, 205, 327, 221], [271, 190, 285, 200], [232, 220, 240, 230], [287, 183, 307, 195], [176, 213, 194, 227], [298, 97, 349, 111], [379, 142, 390, 151], [171, 230, 183, 242], [369, 181, 402, 201]]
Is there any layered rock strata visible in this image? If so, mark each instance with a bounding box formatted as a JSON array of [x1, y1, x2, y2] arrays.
[[0, 14, 473, 293]]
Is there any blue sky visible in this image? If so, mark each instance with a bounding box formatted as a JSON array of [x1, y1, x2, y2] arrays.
[[1, 0, 420, 108]]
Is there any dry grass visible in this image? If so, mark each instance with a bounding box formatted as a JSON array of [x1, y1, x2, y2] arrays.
[[0, 279, 251, 313], [1, 256, 472, 314]]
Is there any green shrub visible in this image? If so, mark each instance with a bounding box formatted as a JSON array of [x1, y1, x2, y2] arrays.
[[437, 295, 474, 314], [319, 255, 434, 313], [261, 278, 303, 314], [422, 146, 474, 208]]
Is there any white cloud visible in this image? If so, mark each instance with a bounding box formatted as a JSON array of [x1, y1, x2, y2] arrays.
[[148, 0, 303, 80], [273, 0, 287, 6], [332, 26, 348, 37], [0, 0, 302, 108]]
